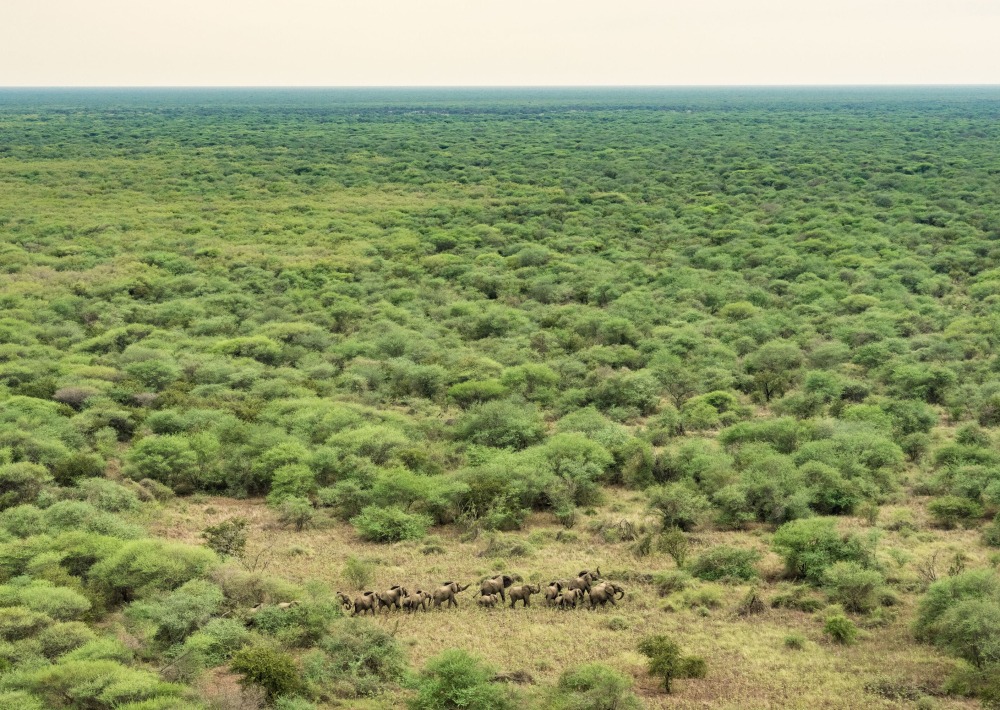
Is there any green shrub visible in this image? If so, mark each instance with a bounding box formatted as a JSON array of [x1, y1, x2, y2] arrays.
[[653, 570, 691, 596], [550, 662, 642, 710], [0, 606, 52, 640], [343, 556, 374, 590], [201, 517, 249, 558], [822, 562, 885, 613], [0, 463, 52, 511], [76, 478, 141, 512], [36, 621, 96, 658], [638, 635, 707, 693], [277, 497, 316, 532], [928, 496, 983, 529], [352, 506, 431, 543], [89, 539, 218, 602], [231, 644, 303, 701], [690, 546, 762, 582], [823, 613, 859, 645], [267, 464, 317, 506], [179, 617, 251, 668], [3, 659, 186, 707], [455, 399, 545, 450], [2, 579, 91, 620], [772, 518, 878, 585], [307, 618, 407, 697], [409, 648, 515, 710], [127, 579, 224, 646], [784, 633, 806, 650], [984, 514, 1000, 548], [647, 483, 710, 531], [914, 570, 1000, 668]]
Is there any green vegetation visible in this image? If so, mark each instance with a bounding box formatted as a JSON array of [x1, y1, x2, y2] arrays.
[[1, 86, 1000, 707]]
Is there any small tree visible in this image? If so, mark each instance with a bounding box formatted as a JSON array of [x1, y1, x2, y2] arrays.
[[202, 517, 250, 558], [638, 635, 706, 693], [409, 649, 515, 710], [278, 497, 315, 532], [231, 644, 302, 701], [648, 483, 710, 532]]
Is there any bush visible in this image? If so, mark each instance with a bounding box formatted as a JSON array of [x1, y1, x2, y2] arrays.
[[352, 506, 431, 543], [771, 518, 878, 585], [914, 570, 1000, 668], [36, 621, 96, 658], [822, 562, 885, 613], [76, 478, 141, 512], [0, 463, 52, 510], [984, 514, 1000, 548], [784, 633, 806, 650], [823, 613, 859, 645], [647, 483, 710, 531], [455, 399, 545, 450], [307, 618, 407, 697], [409, 648, 515, 710], [690, 546, 762, 582], [127, 579, 224, 646], [653, 570, 691, 596], [550, 663, 642, 710], [89, 539, 218, 602], [278, 497, 316, 532], [343, 556, 374, 590], [231, 644, 303, 701], [2, 659, 186, 707], [928, 496, 983, 529], [637, 635, 707, 693], [0, 606, 52, 640], [202, 517, 250, 558]]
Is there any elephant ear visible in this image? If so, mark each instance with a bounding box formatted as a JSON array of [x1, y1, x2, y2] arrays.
[[503, 575, 514, 587]]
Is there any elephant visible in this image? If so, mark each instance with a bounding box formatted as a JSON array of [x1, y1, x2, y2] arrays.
[[377, 585, 409, 612], [509, 583, 540, 608], [433, 581, 470, 608], [587, 582, 625, 608], [477, 593, 501, 608], [557, 588, 584, 609], [336, 592, 352, 611], [352, 591, 379, 616], [402, 590, 430, 613], [276, 600, 300, 609], [544, 581, 564, 606], [479, 574, 515, 603]]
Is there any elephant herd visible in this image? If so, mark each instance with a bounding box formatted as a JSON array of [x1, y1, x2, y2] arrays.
[[337, 567, 626, 616]]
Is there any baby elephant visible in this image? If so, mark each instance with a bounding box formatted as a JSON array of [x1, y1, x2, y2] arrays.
[[508, 583, 541, 608], [477, 593, 501, 608], [558, 588, 584, 609]]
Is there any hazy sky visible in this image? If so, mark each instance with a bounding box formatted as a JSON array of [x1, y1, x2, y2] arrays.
[[4, 0, 999, 86]]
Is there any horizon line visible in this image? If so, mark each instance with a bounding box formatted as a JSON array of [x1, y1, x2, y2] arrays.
[[3, 83, 1000, 90]]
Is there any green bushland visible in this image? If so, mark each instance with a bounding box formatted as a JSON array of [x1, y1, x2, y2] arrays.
[[0, 87, 999, 707]]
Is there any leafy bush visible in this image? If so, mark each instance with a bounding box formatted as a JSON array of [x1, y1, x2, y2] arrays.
[[352, 506, 431, 543], [822, 562, 885, 613], [231, 644, 303, 701], [89, 539, 218, 602], [277, 497, 316, 532], [550, 663, 642, 710], [306, 618, 407, 697], [342, 556, 374, 590], [690, 546, 762, 582], [771, 518, 878, 585], [36, 621, 96, 658], [455, 399, 545, 450], [127, 579, 224, 646], [914, 570, 1000, 668], [409, 648, 515, 710], [823, 613, 859, 645], [202, 517, 249, 558], [638, 635, 707, 693], [927, 496, 983, 529], [647, 483, 710, 531]]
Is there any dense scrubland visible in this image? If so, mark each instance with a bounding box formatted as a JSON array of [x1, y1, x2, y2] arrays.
[[1, 87, 1000, 709]]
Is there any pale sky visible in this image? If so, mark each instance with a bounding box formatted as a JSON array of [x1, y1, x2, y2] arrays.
[[3, 0, 999, 86]]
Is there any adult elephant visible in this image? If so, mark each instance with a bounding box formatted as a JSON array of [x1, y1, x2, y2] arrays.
[[480, 574, 515, 603], [509, 583, 540, 608], [433, 581, 470, 608], [352, 591, 379, 616], [378, 585, 409, 612], [587, 582, 625, 608]]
